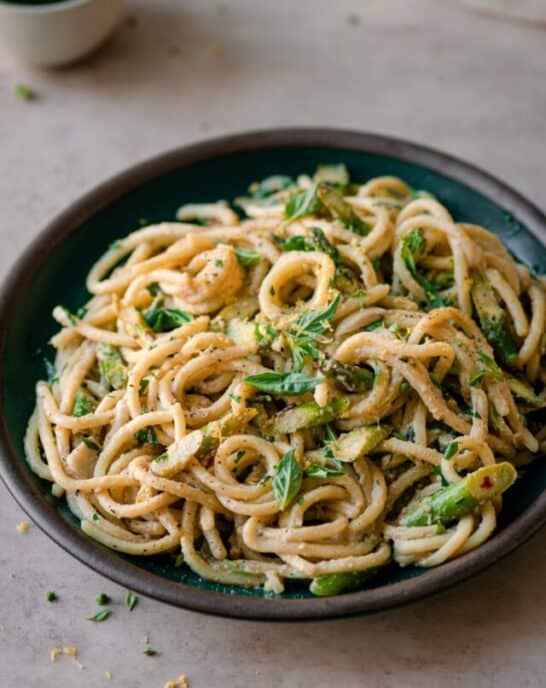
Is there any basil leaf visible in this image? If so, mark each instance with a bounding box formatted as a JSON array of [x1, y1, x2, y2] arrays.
[[244, 372, 320, 395], [278, 235, 314, 252], [234, 247, 261, 267], [293, 294, 340, 337], [97, 343, 127, 390], [143, 300, 194, 332], [272, 449, 302, 509], [305, 463, 344, 478], [284, 183, 321, 225]]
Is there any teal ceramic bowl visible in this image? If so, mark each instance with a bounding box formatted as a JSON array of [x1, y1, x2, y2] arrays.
[[1, 129, 545, 620]]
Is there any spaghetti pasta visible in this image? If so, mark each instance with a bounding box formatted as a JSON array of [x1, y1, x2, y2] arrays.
[[25, 166, 546, 596]]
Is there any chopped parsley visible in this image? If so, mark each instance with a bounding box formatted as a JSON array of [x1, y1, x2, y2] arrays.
[[134, 427, 160, 445], [72, 393, 93, 417]]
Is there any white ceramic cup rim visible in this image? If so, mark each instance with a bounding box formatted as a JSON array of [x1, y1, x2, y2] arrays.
[[0, 0, 94, 13]]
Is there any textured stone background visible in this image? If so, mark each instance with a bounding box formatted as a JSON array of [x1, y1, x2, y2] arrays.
[[0, 1, 545, 686]]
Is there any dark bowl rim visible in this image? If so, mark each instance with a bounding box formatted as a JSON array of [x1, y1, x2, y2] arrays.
[[0, 127, 545, 621]]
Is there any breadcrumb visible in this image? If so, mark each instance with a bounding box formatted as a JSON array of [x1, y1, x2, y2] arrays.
[[105, 669, 112, 680], [164, 675, 190, 688], [16, 521, 29, 533], [50, 646, 84, 670]]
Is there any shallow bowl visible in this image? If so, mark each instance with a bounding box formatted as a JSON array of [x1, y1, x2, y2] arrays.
[[1, 128, 544, 620]]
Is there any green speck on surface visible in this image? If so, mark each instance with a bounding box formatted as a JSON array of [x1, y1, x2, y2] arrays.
[[86, 609, 111, 622], [14, 84, 36, 101], [125, 590, 138, 611], [96, 593, 110, 606], [46, 591, 57, 603], [347, 12, 360, 25]]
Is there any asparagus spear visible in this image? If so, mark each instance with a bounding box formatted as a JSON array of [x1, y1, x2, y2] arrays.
[[402, 462, 516, 527], [96, 343, 127, 390], [329, 425, 388, 462], [316, 183, 370, 236], [274, 397, 350, 434], [471, 274, 517, 364], [152, 408, 257, 477], [310, 568, 378, 597]]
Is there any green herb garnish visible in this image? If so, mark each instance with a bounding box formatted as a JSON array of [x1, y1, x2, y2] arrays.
[[143, 300, 194, 332], [72, 392, 93, 417], [14, 84, 36, 101], [272, 449, 302, 509], [82, 437, 100, 451], [305, 463, 344, 478], [134, 427, 159, 445], [286, 295, 340, 370], [443, 441, 459, 460], [87, 609, 112, 622], [125, 590, 138, 611], [233, 247, 261, 267]]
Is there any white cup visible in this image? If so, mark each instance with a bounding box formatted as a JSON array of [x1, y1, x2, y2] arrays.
[[0, 0, 124, 67]]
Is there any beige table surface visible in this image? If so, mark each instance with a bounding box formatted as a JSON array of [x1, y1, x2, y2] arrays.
[[0, 1, 545, 686]]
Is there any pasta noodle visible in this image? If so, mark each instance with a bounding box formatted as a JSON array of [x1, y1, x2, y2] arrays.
[[25, 165, 546, 596]]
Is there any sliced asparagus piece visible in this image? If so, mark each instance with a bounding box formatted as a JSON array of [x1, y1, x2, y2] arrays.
[[96, 344, 127, 390], [471, 274, 517, 363], [329, 425, 389, 462], [321, 358, 374, 393], [152, 408, 258, 476], [508, 377, 546, 408], [402, 462, 517, 527], [274, 397, 350, 434], [316, 183, 370, 235], [226, 319, 258, 351], [199, 408, 258, 456], [310, 567, 378, 597]]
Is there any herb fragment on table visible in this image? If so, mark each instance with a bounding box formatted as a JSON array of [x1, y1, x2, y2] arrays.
[[125, 590, 138, 611], [86, 609, 111, 622]]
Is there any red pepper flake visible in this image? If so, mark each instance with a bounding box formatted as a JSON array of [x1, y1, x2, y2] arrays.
[[481, 476, 493, 489]]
